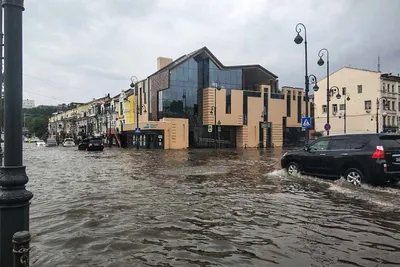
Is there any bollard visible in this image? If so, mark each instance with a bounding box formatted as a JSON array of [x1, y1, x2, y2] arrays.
[[12, 231, 31, 267]]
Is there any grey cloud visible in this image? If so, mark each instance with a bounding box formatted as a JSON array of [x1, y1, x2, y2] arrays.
[[21, 0, 400, 106]]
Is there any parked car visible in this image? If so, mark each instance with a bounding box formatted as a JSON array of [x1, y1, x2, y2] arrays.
[[45, 138, 57, 147], [281, 133, 400, 186], [63, 138, 76, 147], [78, 137, 104, 151], [36, 140, 46, 147]]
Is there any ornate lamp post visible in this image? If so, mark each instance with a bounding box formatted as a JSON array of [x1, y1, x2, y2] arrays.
[[0, 1, 33, 266], [130, 76, 139, 150], [317, 48, 331, 135], [213, 81, 222, 149], [294, 23, 310, 143], [376, 97, 389, 133], [341, 91, 351, 134]]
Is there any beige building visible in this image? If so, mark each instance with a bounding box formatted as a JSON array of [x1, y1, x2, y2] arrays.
[[314, 67, 400, 134]]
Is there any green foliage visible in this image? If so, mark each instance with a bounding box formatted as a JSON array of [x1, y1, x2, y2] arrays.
[[25, 117, 49, 138], [23, 105, 59, 138]]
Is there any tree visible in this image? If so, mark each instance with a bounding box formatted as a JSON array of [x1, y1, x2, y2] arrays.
[[25, 117, 49, 138]]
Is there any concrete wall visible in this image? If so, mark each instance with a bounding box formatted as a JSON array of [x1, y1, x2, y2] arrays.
[[314, 67, 381, 134]]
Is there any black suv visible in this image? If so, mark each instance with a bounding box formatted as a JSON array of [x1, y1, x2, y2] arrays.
[[78, 137, 104, 151], [281, 133, 400, 186]]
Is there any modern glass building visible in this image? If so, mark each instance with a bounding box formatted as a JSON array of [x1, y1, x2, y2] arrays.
[[149, 47, 280, 147]]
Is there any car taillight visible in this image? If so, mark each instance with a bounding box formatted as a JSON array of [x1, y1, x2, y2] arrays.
[[372, 145, 385, 159], [88, 144, 93, 147]]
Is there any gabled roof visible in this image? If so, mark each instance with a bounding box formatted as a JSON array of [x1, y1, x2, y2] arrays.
[[149, 46, 278, 79]]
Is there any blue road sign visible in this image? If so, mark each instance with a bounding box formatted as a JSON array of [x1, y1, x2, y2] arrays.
[[301, 117, 312, 129], [135, 128, 141, 134], [324, 123, 331, 131]]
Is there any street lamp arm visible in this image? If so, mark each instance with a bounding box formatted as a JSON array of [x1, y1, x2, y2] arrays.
[[308, 74, 318, 84], [318, 48, 329, 60], [295, 22, 307, 38]]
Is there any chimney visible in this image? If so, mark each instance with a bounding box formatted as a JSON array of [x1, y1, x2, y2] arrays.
[[157, 57, 173, 71]]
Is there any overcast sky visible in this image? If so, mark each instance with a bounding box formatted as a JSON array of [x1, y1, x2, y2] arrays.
[[22, 0, 400, 106]]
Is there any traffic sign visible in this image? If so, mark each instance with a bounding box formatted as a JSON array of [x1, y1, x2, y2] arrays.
[[208, 125, 213, 133], [218, 126, 221, 132], [301, 117, 312, 129], [324, 123, 331, 131], [135, 127, 141, 134]]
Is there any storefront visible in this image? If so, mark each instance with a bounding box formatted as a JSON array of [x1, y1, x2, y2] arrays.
[[123, 118, 189, 149]]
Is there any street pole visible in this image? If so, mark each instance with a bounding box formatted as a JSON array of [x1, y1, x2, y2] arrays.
[[344, 97, 347, 134], [214, 87, 217, 149], [136, 84, 139, 150], [294, 23, 309, 143], [376, 98, 379, 133], [0, 1, 33, 266], [0, 5, 3, 166], [317, 48, 330, 135]]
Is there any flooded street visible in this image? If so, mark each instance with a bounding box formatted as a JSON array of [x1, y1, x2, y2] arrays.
[[25, 145, 400, 267]]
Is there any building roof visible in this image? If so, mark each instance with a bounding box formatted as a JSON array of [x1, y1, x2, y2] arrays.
[[149, 46, 278, 79], [381, 73, 400, 82]]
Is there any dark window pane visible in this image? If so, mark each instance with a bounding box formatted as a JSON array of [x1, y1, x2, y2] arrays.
[[349, 137, 370, 149], [329, 139, 348, 150], [309, 140, 329, 151]]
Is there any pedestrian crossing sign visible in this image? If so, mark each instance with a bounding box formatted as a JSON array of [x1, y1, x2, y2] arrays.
[[301, 117, 312, 129]]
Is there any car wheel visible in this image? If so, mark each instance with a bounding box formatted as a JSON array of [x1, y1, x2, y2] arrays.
[[286, 162, 300, 176], [344, 168, 364, 186]]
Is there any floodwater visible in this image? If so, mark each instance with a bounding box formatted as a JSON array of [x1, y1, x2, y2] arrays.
[[24, 144, 400, 266]]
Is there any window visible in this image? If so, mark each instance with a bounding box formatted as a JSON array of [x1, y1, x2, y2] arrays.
[[322, 105, 327, 113], [309, 140, 330, 151], [348, 137, 369, 149], [329, 138, 348, 150], [398, 102, 400, 112], [392, 101, 395, 111], [342, 87, 346, 95], [383, 83, 386, 92], [364, 100, 372, 110], [340, 104, 345, 110], [387, 84, 390, 91], [332, 104, 338, 113], [293, 94, 296, 101], [398, 85, 400, 94], [392, 116, 395, 126], [358, 85, 363, 93], [120, 102, 123, 115], [392, 84, 395, 92]]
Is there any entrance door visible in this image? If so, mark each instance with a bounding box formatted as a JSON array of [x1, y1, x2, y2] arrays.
[[266, 125, 272, 148]]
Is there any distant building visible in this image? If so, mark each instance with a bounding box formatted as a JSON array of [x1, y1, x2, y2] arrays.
[[23, 99, 35, 109], [314, 67, 400, 134]]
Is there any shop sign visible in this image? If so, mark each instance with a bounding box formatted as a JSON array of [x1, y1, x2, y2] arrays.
[[143, 123, 158, 129]]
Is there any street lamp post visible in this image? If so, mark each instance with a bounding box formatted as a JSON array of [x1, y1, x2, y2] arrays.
[[214, 81, 222, 149], [130, 76, 139, 150], [294, 23, 310, 143], [0, 1, 34, 266], [382, 112, 388, 133], [317, 48, 331, 135], [342, 92, 351, 134], [217, 120, 221, 148], [327, 86, 343, 134], [376, 97, 388, 133]]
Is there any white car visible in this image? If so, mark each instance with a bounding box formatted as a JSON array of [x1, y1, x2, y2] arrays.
[[63, 138, 75, 147], [36, 140, 46, 147]]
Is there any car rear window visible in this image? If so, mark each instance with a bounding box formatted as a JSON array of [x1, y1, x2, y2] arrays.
[[379, 135, 400, 148], [90, 138, 103, 144]]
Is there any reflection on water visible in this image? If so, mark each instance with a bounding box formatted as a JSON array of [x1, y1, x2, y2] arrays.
[[24, 145, 400, 266]]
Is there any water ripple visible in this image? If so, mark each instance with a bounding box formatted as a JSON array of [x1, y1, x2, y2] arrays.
[[23, 145, 400, 266]]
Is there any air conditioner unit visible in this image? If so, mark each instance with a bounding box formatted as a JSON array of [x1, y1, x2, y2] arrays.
[[366, 109, 371, 113]]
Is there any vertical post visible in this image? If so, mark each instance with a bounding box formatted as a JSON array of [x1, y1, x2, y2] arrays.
[[136, 84, 139, 150], [376, 98, 379, 133], [304, 38, 309, 143], [214, 87, 217, 149], [344, 98, 346, 134], [12, 231, 30, 267], [326, 59, 330, 135], [0, 5, 3, 166], [0, 1, 33, 266]]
